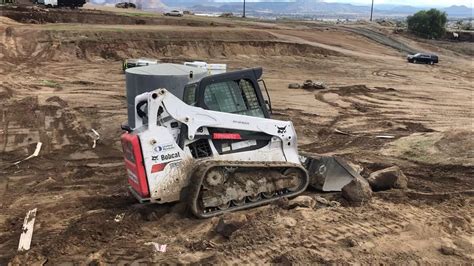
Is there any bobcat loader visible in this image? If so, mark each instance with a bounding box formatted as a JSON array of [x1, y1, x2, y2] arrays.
[[121, 67, 358, 218]]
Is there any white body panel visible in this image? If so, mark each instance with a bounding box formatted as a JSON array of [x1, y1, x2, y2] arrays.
[[184, 61, 227, 75], [138, 127, 193, 202], [44, 0, 58, 6], [134, 89, 300, 203]]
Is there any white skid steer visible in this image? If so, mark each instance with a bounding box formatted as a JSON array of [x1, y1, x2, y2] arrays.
[[121, 67, 359, 218]]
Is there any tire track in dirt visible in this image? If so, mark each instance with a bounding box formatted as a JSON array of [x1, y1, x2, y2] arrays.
[[269, 31, 388, 60], [221, 201, 449, 264], [341, 26, 417, 54]]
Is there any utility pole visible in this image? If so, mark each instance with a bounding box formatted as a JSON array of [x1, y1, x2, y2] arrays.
[[243, 0, 246, 18], [370, 0, 374, 21]]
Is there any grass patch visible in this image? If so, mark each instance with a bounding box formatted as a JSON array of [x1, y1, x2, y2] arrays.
[[381, 132, 473, 166], [41, 80, 62, 89]]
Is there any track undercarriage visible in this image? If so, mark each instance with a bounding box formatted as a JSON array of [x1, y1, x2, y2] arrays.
[[188, 161, 309, 218]]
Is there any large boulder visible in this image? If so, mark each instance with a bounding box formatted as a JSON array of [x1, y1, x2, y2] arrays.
[[367, 166, 408, 191], [342, 177, 372, 205]]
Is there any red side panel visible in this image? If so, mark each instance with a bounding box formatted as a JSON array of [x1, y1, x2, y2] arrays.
[[121, 133, 149, 198]]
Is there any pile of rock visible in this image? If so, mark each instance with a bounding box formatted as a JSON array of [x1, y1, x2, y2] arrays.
[[288, 80, 328, 90], [342, 165, 408, 205], [302, 80, 328, 90]]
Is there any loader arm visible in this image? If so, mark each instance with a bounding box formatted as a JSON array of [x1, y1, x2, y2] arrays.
[[136, 89, 300, 164]]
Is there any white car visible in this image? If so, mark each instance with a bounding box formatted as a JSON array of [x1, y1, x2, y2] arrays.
[[164, 10, 183, 17]]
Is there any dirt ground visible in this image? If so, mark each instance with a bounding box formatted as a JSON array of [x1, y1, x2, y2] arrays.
[[0, 6, 473, 264]]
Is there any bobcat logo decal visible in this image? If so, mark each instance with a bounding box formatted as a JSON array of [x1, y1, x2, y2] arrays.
[[277, 126, 287, 134]]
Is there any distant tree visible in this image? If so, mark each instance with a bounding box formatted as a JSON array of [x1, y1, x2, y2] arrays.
[[406, 9, 447, 39]]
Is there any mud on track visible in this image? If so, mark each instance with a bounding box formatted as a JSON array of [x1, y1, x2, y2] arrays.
[[0, 11, 473, 264]]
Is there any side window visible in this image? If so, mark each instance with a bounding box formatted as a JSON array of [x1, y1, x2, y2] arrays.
[[203, 79, 264, 117], [184, 83, 198, 106], [239, 79, 264, 117], [204, 81, 246, 113]]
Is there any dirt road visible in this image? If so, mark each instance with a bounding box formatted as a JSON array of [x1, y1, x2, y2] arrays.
[[0, 8, 472, 264]]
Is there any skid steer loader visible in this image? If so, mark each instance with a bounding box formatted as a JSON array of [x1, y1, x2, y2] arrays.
[[121, 67, 358, 218]]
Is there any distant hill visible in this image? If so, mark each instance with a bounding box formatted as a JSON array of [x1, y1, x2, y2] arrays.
[[442, 5, 473, 17]]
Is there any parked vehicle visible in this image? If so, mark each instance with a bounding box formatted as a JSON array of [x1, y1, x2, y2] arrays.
[[407, 53, 439, 65], [164, 10, 183, 17], [115, 2, 136, 9]]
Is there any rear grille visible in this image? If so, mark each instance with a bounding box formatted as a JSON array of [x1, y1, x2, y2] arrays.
[[189, 139, 212, 158]]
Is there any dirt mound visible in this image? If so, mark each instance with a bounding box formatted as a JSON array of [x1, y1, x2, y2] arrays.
[[1, 28, 338, 63], [381, 130, 473, 166], [1, 6, 230, 27], [0, 16, 21, 26], [74, 39, 339, 61], [436, 130, 473, 158], [0, 86, 14, 99]]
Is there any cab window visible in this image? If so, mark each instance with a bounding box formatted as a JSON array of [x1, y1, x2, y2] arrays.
[[184, 83, 198, 106], [203, 79, 264, 117]]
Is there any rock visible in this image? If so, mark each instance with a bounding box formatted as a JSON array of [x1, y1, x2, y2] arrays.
[[275, 216, 297, 228], [302, 80, 328, 90], [272, 254, 292, 265], [347, 161, 364, 174], [314, 196, 329, 205], [178, 252, 216, 264], [288, 196, 316, 209], [215, 214, 247, 238], [439, 245, 457, 256], [345, 238, 359, 247], [342, 177, 372, 204], [367, 166, 408, 191], [288, 83, 301, 89]]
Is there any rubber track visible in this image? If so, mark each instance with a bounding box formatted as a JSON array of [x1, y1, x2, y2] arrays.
[[188, 160, 309, 218]]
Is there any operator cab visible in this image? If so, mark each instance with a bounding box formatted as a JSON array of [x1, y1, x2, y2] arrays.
[[127, 68, 272, 133], [183, 67, 272, 118]]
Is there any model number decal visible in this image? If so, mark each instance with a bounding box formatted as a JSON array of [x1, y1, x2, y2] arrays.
[[232, 120, 250, 125]]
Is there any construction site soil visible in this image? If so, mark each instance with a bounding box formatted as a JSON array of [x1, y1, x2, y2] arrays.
[[0, 7, 472, 264]]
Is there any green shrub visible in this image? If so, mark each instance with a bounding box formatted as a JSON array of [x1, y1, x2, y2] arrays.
[[407, 9, 447, 39]]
